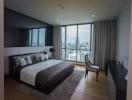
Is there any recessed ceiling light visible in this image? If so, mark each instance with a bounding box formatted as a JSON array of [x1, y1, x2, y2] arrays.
[[59, 3, 62, 7], [92, 14, 96, 17]]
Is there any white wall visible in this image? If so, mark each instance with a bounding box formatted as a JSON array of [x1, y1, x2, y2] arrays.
[[0, 0, 4, 99], [127, 1, 132, 100], [4, 46, 52, 75], [116, 2, 131, 69]]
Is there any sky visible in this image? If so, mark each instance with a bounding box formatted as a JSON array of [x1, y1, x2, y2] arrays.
[[62, 24, 91, 44]]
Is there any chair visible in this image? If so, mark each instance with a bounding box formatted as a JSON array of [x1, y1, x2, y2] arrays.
[[85, 54, 100, 81]]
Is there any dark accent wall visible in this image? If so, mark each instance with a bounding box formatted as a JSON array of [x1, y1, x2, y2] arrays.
[[46, 26, 53, 46], [4, 8, 53, 47]]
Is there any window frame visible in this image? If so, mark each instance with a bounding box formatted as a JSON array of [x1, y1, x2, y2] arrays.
[[61, 23, 94, 63]]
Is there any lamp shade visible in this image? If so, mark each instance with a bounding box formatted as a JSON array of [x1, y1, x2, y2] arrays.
[[50, 48, 54, 52], [44, 52, 47, 54]]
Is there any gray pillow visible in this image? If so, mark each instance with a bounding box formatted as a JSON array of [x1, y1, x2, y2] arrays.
[[24, 56, 32, 65], [13, 56, 32, 67], [34, 54, 41, 62], [17, 57, 27, 66]]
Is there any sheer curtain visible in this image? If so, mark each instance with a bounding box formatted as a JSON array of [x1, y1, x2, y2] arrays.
[[93, 20, 117, 70], [53, 26, 62, 59]]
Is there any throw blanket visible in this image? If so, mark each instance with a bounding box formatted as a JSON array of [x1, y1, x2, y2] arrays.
[[35, 61, 74, 94]]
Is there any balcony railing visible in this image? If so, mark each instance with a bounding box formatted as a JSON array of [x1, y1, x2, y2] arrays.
[[62, 48, 94, 63]]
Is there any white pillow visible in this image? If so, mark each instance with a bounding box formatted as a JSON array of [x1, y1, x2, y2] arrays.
[[45, 54, 49, 60], [17, 57, 27, 66], [26, 56, 32, 64], [40, 54, 45, 61]]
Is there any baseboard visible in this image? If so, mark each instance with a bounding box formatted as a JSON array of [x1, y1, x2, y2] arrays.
[[75, 63, 85, 66]]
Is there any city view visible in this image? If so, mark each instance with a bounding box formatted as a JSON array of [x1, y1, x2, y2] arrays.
[[61, 24, 94, 63]]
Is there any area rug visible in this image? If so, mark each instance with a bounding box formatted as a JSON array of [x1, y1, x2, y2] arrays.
[[16, 69, 84, 100]]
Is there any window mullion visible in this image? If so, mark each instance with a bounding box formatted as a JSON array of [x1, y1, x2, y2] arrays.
[[38, 29, 39, 46], [65, 26, 67, 60], [76, 25, 78, 62], [89, 24, 93, 62], [90, 24, 92, 51], [31, 29, 33, 46]]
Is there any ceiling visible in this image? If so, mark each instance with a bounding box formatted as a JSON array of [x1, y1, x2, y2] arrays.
[[4, 0, 127, 25]]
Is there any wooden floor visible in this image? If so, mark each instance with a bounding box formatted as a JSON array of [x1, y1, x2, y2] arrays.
[[5, 66, 109, 100], [72, 66, 109, 100]]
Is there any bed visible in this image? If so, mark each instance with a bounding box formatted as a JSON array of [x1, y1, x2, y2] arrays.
[[9, 52, 75, 94]]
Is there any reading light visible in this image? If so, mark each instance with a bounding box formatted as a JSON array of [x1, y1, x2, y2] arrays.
[[50, 48, 54, 58], [50, 48, 54, 52]]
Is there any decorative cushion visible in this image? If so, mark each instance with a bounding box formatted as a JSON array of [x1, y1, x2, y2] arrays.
[[33, 53, 41, 63], [40, 53, 45, 61], [13, 55, 32, 67], [45, 54, 49, 60], [18, 57, 27, 66], [13, 56, 27, 67], [12, 52, 49, 67], [25, 56, 32, 65], [13, 57, 21, 67]]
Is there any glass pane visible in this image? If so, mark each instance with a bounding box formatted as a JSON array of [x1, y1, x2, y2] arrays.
[[66, 25, 77, 49], [62, 49, 65, 60], [77, 50, 93, 62], [39, 28, 45, 46], [61, 27, 65, 48], [32, 29, 38, 46], [77, 50, 86, 62], [78, 24, 91, 50], [66, 49, 76, 61], [29, 30, 32, 46]]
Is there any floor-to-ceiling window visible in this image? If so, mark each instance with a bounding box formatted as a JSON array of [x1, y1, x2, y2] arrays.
[[66, 25, 77, 61], [61, 23, 94, 63]]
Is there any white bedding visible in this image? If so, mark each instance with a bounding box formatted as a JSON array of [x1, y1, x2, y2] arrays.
[[20, 59, 63, 86]]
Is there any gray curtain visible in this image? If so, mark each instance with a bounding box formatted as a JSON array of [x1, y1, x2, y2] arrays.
[[53, 26, 62, 59], [93, 20, 117, 70]]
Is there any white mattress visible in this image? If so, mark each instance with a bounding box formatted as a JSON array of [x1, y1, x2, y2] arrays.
[[20, 59, 63, 86]]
